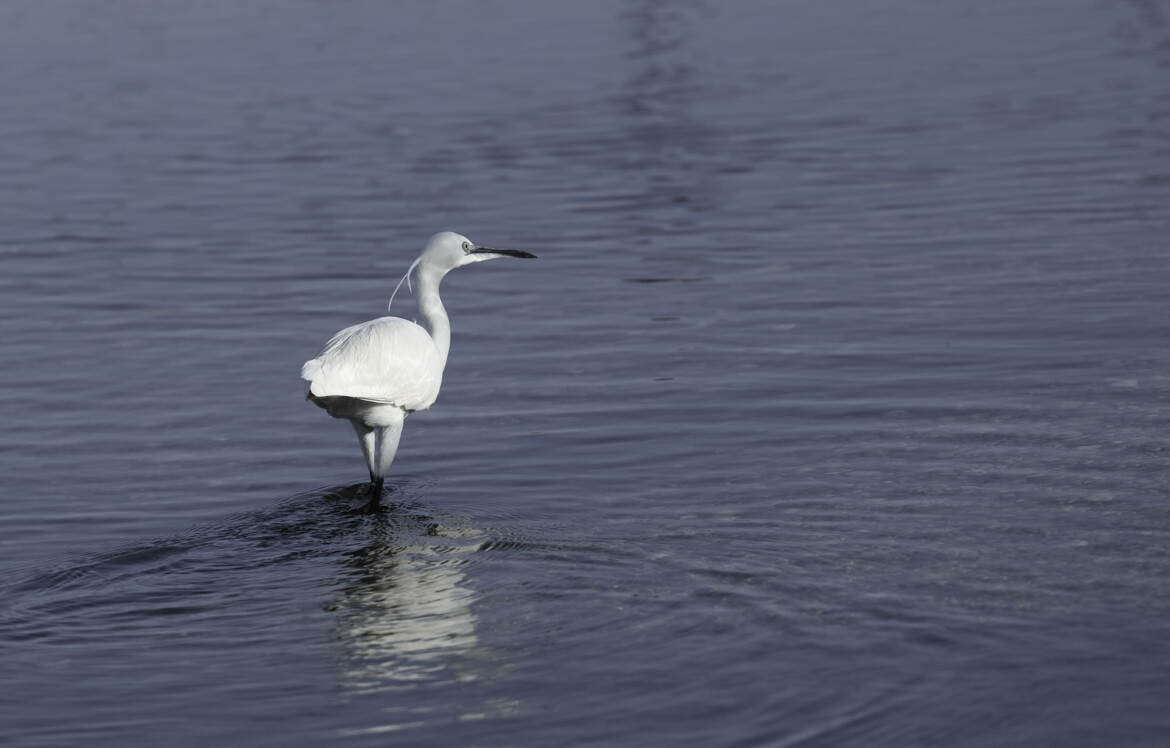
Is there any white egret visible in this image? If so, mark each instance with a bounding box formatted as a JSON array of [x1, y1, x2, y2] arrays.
[[301, 231, 536, 503]]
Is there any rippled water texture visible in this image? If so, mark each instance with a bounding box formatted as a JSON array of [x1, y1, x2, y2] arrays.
[[2, 1, 1169, 745]]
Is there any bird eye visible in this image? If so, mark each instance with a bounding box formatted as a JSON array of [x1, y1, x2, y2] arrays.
[[461, 241, 470, 251]]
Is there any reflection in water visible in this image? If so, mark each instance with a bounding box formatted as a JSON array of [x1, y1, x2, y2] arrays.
[[619, 0, 705, 115], [0, 484, 515, 741], [323, 497, 486, 694], [616, 1, 723, 228]]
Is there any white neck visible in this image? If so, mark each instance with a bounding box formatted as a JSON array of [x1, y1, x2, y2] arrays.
[[415, 264, 451, 370]]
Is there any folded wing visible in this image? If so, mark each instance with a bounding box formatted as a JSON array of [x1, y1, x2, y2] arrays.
[[301, 317, 443, 412]]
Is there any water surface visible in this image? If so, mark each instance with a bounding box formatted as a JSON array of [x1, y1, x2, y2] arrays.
[[2, 1, 1169, 745]]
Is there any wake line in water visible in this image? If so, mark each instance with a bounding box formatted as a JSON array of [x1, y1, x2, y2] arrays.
[[5, 485, 370, 594], [0, 481, 486, 649]]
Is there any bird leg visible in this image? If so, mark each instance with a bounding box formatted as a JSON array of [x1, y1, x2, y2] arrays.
[[352, 412, 404, 511], [373, 421, 404, 481], [352, 422, 377, 481]]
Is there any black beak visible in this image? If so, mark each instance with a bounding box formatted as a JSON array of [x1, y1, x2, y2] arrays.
[[472, 247, 537, 259]]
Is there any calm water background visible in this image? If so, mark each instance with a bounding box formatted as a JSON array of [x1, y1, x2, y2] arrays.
[[2, 1, 1169, 745]]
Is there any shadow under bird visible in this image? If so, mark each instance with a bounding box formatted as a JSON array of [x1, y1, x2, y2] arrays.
[[301, 231, 536, 504]]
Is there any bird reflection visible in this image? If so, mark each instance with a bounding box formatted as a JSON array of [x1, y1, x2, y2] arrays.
[[322, 488, 486, 693]]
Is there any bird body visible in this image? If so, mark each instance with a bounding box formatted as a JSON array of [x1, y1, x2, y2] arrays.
[[301, 231, 535, 502], [302, 316, 443, 414]]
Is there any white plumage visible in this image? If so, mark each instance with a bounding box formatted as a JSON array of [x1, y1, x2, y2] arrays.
[[302, 317, 443, 412], [301, 231, 536, 503]]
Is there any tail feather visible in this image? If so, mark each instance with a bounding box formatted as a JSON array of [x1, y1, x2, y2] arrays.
[[301, 358, 323, 382]]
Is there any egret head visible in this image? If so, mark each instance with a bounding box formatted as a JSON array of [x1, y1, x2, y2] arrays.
[[422, 231, 536, 272], [389, 231, 536, 310]]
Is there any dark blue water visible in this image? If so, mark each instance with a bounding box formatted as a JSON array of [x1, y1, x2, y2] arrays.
[[2, 1, 1169, 745]]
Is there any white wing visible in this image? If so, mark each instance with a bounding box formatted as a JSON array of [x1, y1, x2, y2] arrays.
[[301, 316, 443, 411]]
